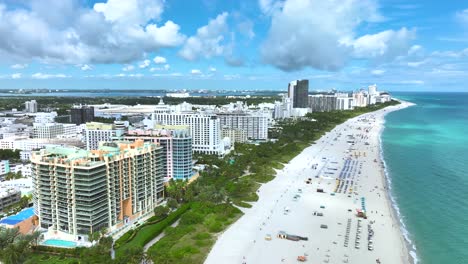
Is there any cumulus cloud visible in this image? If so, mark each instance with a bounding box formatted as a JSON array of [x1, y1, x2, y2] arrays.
[[150, 64, 170, 72], [0, 0, 185, 64], [371, 69, 385, 75], [32, 73, 69, 79], [122, 65, 135, 71], [456, 9, 468, 26], [191, 69, 202, 75], [237, 19, 255, 39], [11, 73, 21, 79], [80, 64, 92, 71], [139, 59, 151, 68], [224, 74, 240, 80], [351, 28, 416, 60], [153, 56, 167, 64], [209, 67, 217, 72], [11, 64, 28, 69], [259, 0, 284, 15], [260, 0, 414, 71], [179, 12, 229, 61]]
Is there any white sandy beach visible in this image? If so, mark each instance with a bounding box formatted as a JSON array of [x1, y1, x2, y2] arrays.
[[205, 102, 414, 264]]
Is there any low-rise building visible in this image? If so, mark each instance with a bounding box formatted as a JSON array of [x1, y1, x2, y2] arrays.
[[0, 187, 21, 211], [84, 122, 122, 150], [32, 123, 64, 139], [221, 127, 247, 144], [0, 160, 10, 175]]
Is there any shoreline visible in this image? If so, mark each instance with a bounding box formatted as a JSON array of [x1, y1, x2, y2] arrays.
[[206, 102, 414, 264], [378, 100, 418, 264]]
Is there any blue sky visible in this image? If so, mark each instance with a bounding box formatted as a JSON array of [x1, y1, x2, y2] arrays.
[[0, 0, 468, 92]]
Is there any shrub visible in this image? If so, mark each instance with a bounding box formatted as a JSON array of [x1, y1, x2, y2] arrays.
[[192, 232, 211, 240], [116, 203, 191, 257]]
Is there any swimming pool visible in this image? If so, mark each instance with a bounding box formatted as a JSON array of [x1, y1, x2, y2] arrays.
[[0, 207, 35, 225], [42, 239, 77, 248]]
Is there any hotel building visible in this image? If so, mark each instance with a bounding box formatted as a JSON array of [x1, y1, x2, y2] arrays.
[[31, 140, 164, 238], [122, 125, 193, 180], [217, 112, 269, 140], [148, 112, 223, 155]]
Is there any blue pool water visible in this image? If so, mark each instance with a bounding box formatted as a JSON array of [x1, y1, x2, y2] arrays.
[[42, 239, 77, 248], [0, 207, 35, 225]]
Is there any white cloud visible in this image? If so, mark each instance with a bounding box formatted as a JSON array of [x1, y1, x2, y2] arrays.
[[11, 64, 28, 69], [0, 0, 185, 64], [260, 0, 413, 71], [139, 59, 151, 68], [153, 56, 167, 64], [32, 73, 68, 79], [179, 12, 229, 61], [223, 74, 240, 80], [153, 72, 182, 77], [191, 69, 202, 75], [81, 64, 92, 71], [209, 67, 217, 72], [237, 19, 255, 39], [407, 60, 428, 67], [259, 0, 284, 15], [112, 73, 144, 78], [122, 65, 135, 71], [399, 80, 424, 85], [128, 73, 144, 78], [94, 0, 164, 25], [351, 28, 416, 60], [150, 64, 170, 72], [456, 9, 468, 26], [11, 73, 21, 79], [371, 69, 385, 75]]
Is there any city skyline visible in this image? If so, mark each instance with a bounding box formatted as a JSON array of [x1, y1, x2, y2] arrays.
[[0, 0, 468, 91]]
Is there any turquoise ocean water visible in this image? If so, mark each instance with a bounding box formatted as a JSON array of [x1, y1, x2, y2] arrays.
[[382, 92, 468, 264]]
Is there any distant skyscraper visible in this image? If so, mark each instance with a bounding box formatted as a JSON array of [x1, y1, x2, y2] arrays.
[[24, 100, 38, 113], [288, 80, 309, 108], [71, 105, 94, 125]]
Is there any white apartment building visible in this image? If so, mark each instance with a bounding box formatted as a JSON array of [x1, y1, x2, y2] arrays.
[[336, 93, 355, 110], [353, 91, 368, 108], [20, 150, 31, 161], [63, 124, 79, 136], [24, 100, 38, 113], [11, 164, 32, 178], [0, 136, 83, 152], [221, 127, 247, 144], [34, 112, 58, 124], [84, 122, 119, 150], [273, 94, 293, 119], [148, 112, 224, 155], [368, 84, 379, 105], [217, 112, 269, 140], [32, 123, 64, 139], [0, 160, 10, 175]]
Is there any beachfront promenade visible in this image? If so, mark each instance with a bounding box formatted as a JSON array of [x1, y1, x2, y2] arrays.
[[205, 102, 413, 264]]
